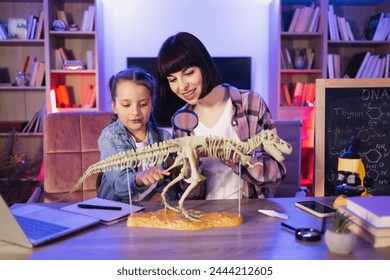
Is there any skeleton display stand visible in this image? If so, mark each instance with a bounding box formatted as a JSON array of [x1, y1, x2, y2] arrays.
[[64, 110, 292, 230]]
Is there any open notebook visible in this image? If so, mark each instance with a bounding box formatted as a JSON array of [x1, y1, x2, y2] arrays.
[[0, 194, 100, 248], [60, 197, 144, 225]]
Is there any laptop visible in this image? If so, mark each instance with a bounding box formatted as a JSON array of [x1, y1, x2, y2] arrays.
[[0, 195, 100, 248]]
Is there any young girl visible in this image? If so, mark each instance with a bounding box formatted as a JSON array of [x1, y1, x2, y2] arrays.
[[157, 32, 287, 199], [97, 67, 177, 202]]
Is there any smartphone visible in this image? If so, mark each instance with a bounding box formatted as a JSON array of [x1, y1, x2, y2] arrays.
[[295, 200, 336, 218]]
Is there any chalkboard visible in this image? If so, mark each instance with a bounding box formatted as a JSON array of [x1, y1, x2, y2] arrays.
[[315, 79, 390, 197]]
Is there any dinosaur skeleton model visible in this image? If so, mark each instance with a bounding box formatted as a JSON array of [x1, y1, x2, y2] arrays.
[[66, 130, 292, 221]]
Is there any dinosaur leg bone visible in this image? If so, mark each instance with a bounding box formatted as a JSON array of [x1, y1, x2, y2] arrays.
[[160, 159, 188, 213], [176, 146, 206, 222]]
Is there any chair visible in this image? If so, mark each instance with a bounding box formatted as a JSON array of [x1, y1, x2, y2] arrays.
[[272, 119, 303, 197], [41, 112, 112, 202]]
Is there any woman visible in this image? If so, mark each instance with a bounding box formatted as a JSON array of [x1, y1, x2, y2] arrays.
[[97, 67, 178, 202], [157, 32, 286, 199]]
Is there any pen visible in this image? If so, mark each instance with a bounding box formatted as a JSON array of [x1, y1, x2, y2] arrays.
[[77, 204, 122, 211]]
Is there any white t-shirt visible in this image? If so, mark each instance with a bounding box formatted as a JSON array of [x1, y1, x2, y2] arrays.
[[194, 99, 241, 199]]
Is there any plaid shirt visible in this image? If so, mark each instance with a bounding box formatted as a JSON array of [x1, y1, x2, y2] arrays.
[[173, 84, 287, 198]]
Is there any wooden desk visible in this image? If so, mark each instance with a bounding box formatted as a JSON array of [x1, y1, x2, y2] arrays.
[[1, 197, 389, 260]]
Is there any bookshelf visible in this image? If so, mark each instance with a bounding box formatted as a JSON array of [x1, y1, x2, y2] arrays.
[[279, 0, 390, 192], [0, 0, 97, 162], [0, 0, 46, 135], [45, 0, 98, 113]]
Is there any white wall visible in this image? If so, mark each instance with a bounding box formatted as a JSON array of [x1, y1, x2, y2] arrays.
[[97, 0, 279, 116]]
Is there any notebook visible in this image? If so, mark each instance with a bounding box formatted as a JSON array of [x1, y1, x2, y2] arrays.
[[0, 194, 100, 248], [60, 197, 145, 225]]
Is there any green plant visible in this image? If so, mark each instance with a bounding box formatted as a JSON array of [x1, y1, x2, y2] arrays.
[[329, 211, 351, 233], [0, 130, 42, 205]]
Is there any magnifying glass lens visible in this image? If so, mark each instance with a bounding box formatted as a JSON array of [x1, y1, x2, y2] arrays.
[[171, 109, 199, 134], [296, 229, 322, 242]]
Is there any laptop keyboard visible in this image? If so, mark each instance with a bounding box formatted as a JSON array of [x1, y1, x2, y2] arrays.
[[15, 215, 69, 240]]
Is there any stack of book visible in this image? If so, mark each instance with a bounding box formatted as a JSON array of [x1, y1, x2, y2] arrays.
[[365, 12, 390, 41], [21, 102, 46, 133], [280, 82, 315, 107], [344, 51, 390, 79], [328, 5, 356, 41], [80, 5, 95, 32], [338, 196, 390, 248], [285, 3, 320, 33]]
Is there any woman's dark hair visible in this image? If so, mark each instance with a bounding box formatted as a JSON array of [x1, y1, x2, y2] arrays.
[[108, 67, 162, 142], [157, 32, 221, 101]]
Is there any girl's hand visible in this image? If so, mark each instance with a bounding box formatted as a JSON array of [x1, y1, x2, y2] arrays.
[[135, 167, 170, 187]]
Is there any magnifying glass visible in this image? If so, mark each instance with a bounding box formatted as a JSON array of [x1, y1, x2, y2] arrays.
[[281, 217, 327, 242], [171, 108, 199, 136]]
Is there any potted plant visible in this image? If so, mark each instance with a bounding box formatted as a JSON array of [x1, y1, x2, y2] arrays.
[[324, 211, 357, 254], [0, 130, 42, 205]]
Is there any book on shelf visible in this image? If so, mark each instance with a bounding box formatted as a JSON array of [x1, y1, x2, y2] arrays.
[[306, 48, 315, 70], [0, 67, 11, 85], [336, 16, 351, 42], [49, 89, 58, 113], [385, 54, 390, 78], [307, 6, 320, 33], [346, 196, 390, 228], [35, 11, 44, 40], [28, 61, 39, 87], [332, 54, 341, 78], [344, 51, 370, 79], [82, 84, 96, 108], [56, 10, 74, 28], [22, 102, 45, 133], [283, 48, 293, 69], [288, 7, 301, 32], [294, 5, 314, 33], [346, 21, 355, 41], [355, 52, 371, 79], [60, 197, 144, 225], [34, 62, 45, 87], [81, 9, 89, 31], [280, 83, 292, 106], [87, 5, 96, 32], [26, 14, 37, 40], [373, 16, 390, 41], [287, 4, 318, 33], [55, 47, 77, 69], [371, 55, 385, 78], [0, 20, 8, 39], [54, 49, 64, 69], [327, 54, 334, 79], [365, 13, 383, 40], [64, 60, 85, 70], [59, 47, 70, 62], [328, 5, 340, 41], [56, 85, 71, 108], [338, 206, 390, 248], [292, 82, 304, 106], [280, 52, 287, 70], [86, 50, 94, 70], [362, 54, 379, 78]]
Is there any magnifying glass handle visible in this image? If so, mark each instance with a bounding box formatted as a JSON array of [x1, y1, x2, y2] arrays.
[[321, 217, 327, 233], [281, 222, 297, 231]]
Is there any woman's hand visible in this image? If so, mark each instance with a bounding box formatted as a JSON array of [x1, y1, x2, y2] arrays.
[[135, 167, 170, 187]]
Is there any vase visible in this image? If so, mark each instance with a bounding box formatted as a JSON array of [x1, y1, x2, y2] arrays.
[[324, 229, 357, 255]]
